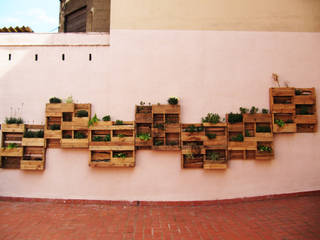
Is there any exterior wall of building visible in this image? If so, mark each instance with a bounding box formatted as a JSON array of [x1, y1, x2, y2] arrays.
[[110, 0, 320, 32], [0, 31, 319, 201]]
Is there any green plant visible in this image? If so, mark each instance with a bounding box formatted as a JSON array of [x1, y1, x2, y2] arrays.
[[137, 133, 151, 141], [239, 107, 249, 114], [104, 134, 111, 142], [63, 134, 72, 139], [102, 115, 111, 121], [5, 117, 24, 124], [208, 152, 220, 161], [295, 89, 302, 95], [74, 131, 86, 139], [168, 97, 179, 105], [184, 125, 203, 133], [154, 140, 164, 146], [262, 109, 269, 114], [115, 120, 123, 125], [185, 154, 195, 159], [256, 126, 271, 132], [92, 136, 104, 142], [250, 106, 259, 114], [50, 124, 60, 130], [65, 96, 73, 103], [49, 97, 62, 103], [230, 133, 244, 142], [206, 133, 216, 139], [275, 119, 285, 127], [245, 129, 251, 137], [258, 145, 272, 153], [88, 114, 100, 127], [7, 143, 18, 149], [139, 101, 145, 106], [75, 110, 88, 118], [114, 153, 126, 158], [228, 113, 243, 124], [24, 130, 44, 138], [118, 134, 125, 138], [201, 113, 220, 124], [154, 123, 165, 130]]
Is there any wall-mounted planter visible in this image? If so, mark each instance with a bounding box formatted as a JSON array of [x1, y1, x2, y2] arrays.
[[1, 124, 25, 133], [22, 138, 45, 147], [20, 159, 45, 170], [152, 104, 180, 114], [135, 106, 153, 123], [0, 147, 23, 157], [61, 138, 88, 148], [272, 122, 297, 133], [269, 88, 295, 113], [44, 130, 61, 139]]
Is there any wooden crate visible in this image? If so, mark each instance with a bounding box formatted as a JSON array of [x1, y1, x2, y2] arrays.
[[44, 130, 61, 139], [181, 124, 205, 142], [89, 149, 135, 168], [269, 88, 295, 113], [152, 104, 180, 114], [272, 114, 297, 133], [203, 149, 227, 170], [203, 123, 227, 147], [0, 156, 20, 169], [294, 88, 316, 105], [61, 138, 88, 148], [135, 123, 152, 149], [0, 147, 23, 157], [256, 141, 274, 160], [21, 146, 45, 170], [1, 124, 25, 133], [135, 106, 153, 123], [22, 124, 45, 147]]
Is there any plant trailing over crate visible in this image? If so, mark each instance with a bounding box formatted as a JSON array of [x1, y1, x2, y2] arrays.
[[7, 143, 18, 149], [74, 131, 86, 139], [228, 113, 243, 124], [275, 119, 285, 127], [5, 117, 23, 124], [184, 125, 204, 132], [88, 114, 99, 127], [154, 123, 165, 130], [256, 126, 271, 132], [239, 107, 249, 114], [115, 120, 123, 125], [230, 133, 244, 142], [201, 113, 220, 124], [258, 145, 272, 153], [102, 115, 111, 121], [50, 124, 60, 130], [208, 152, 220, 161], [154, 140, 164, 146], [137, 133, 151, 141], [168, 96, 179, 105], [49, 97, 62, 103], [206, 133, 217, 139], [24, 130, 44, 138], [250, 106, 259, 114], [75, 110, 88, 118], [262, 108, 269, 114]]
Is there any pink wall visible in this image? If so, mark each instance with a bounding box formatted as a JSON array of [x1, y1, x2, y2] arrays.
[[0, 31, 319, 201]]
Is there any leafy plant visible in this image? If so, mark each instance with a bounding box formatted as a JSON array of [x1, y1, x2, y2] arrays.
[[168, 97, 179, 105], [102, 115, 111, 121], [75, 110, 88, 118], [137, 133, 151, 141], [50, 124, 60, 130], [239, 107, 249, 114], [258, 145, 272, 153], [88, 114, 100, 127], [154, 123, 165, 130], [118, 134, 125, 138], [245, 129, 251, 137], [206, 133, 216, 139], [49, 97, 62, 104], [184, 125, 204, 133], [7, 143, 18, 149], [230, 134, 244, 142], [154, 140, 164, 146], [115, 120, 123, 125], [139, 101, 145, 106], [74, 131, 86, 139], [201, 113, 220, 124], [114, 153, 126, 158], [24, 130, 44, 138], [250, 106, 259, 114], [104, 134, 111, 142], [208, 152, 220, 161], [275, 119, 285, 127], [295, 89, 302, 95], [256, 126, 271, 132], [92, 136, 104, 142], [65, 96, 73, 103], [228, 113, 243, 124], [262, 108, 269, 114], [5, 117, 24, 124]]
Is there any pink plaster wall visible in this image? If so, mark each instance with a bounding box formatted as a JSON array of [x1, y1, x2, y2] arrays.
[[0, 30, 319, 201]]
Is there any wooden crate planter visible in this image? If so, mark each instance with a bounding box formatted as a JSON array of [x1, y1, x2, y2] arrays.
[[135, 123, 152, 149], [21, 147, 45, 170], [135, 106, 153, 123], [152, 104, 180, 114], [181, 124, 205, 142], [181, 154, 204, 168], [45, 115, 62, 148], [1, 124, 25, 133], [272, 114, 297, 133], [1, 147, 23, 157], [22, 124, 45, 147], [203, 123, 228, 148], [294, 88, 316, 105], [269, 88, 295, 114], [203, 149, 227, 170], [256, 142, 274, 160]]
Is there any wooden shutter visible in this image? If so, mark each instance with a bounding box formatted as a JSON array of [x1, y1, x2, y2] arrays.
[[65, 6, 87, 32]]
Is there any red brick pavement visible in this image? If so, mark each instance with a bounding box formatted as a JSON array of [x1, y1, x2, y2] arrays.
[[0, 195, 319, 240]]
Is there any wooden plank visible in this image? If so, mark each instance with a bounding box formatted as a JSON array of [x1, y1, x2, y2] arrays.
[[203, 161, 227, 170], [44, 130, 61, 139], [270, 87, 295, 96], [0, 147, 23, 157], [272, 123, 297, 133], [89, 145, 135, 151], [1, 157, 20, 169], [20, 160, 44, 170], [152, 104, 180, 114], [1, 124, 25, 133], [295, 115, 317, 124], [89, 121, 113, 130], [22, 138, 45, 147], [135, 113, 153, 123]]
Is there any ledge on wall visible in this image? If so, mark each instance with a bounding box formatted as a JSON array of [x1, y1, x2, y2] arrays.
[[0, 33, 110, 47]]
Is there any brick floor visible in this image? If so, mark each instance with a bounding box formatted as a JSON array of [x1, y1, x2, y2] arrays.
[[0, 196, 320, 240]]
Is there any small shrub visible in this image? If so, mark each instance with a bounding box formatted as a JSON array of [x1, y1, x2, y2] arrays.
[[137, 133, 151, 141], [63, 134, 72, 139], [239, 107, 249, 114], [228, 113, 243, 124], [230, 133, 244, 142], [262, 108, 269, 114], [102, 115, 111, 121], [92, 136, 104, 142], [154, 140, 164, 146], [295, 89, 302, 95], [50, 124, 60, 130], [258, 145, 272, 153], [184, 125, 203, 133], [74, 131, 86, 139], [115, 120, 123, 125], [88, 114, 99, 127], [104, 134, 111, 142], [24, 130, 44, 138], [5, 117, 24, 124], [201, 113, 220, 124], [75, 110, 88, 118], [168, 97, 179, 105], [206, 133, 216, 139], [49, 97, 62, 103], [208, 152, 220, 161], [275, 119, 285, 127], [154, 123, 165, 130], [7, 143, 18, 149], [250, 106, 259, 114]]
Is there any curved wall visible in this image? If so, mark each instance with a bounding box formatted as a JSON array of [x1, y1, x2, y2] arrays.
[[0, 31, 319, 201]]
